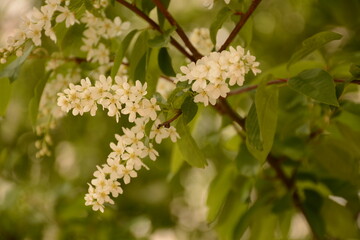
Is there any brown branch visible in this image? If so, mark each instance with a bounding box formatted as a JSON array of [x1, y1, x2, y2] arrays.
[[115, 0, 195, 61], [228, 79, 288, 96], [157, 110, 182, 128], [267, 155, 321, 240], [151, 0, 203, 60], [219, 0, 262, 52], [214, 98, 245, 129]]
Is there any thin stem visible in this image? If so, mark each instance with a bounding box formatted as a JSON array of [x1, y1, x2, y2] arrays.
[[157, 110, 182, 128], [228, 79, 288, 96], [219, 0, 262, 52], [115, 0, 195, 61], [151, 0, 203, 60]]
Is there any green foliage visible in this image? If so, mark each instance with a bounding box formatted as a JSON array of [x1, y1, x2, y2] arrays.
[[288, 68, 339, 106], [287, 31, 342, 68], [246, 82, 278, 161], [210, 7, 232, 45], [0, 46, 33, 82], [0, 78, 12, 116], [111, 29, 137, 79], [207, 163, 236, 222], [158, 47, 176, 77], [0, 0, 360, 239], [175, 116, 207, 168]]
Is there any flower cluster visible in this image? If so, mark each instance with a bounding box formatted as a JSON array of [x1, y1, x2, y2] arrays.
[[57, 75, 180, 212], [189, 28, 214, 56], [80, 11, 130, 64], [176, 46, 261, 106], [0, 0, 77, 64], [57, 75, 160, 123], [84, 120, 179, 212]]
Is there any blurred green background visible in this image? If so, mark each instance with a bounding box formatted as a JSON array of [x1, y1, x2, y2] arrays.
[[0, 0, 359, 239]]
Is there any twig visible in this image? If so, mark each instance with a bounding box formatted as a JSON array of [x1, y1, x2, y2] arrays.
[[219, 0, 262, 52], [115, 0, 195, 61], [157, 110, 182, 128], [214, 98, 245, 129], [151, 0, 203, 60]]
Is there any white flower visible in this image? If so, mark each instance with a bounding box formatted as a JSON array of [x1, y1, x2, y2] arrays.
[[103, 157, 122, 179], [56, 6, 78, 28], [176, 46, 260, 106], [146, 143, 159, 161], [91, 201, 105, 213], [166, 126, 180, 143], [108, 141, 125, 160], [122, 147, 145, 171], [138, 98, 160, 121], [122, 127, 144, 146], [119, 164, 137, 184], [27, 23, 43, 46], [150, 122, 170, 144], [203, 0, 214, 9], [108, 180, 123, 197], [189, 28, 214, 55], [121, 101, 140, 122]]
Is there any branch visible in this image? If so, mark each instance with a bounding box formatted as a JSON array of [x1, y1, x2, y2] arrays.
[[228, 79, 288, 96], [115, 0, 195, 61], [267, 155, 321, 240], [214, 98, 245, 129], [151, 0, 203, 60], [157, 110, 182, 128], [219, 0, 262, 52]]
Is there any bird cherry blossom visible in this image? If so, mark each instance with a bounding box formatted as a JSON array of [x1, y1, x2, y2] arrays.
[[176, 46, 261, 106]]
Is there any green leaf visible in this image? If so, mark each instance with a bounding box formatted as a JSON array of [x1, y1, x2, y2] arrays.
[[139, 0, 155, 14], [302, 190, 326, 237], [246, 83, 278, 161], [207, 164, 236, 222], [210, 7, 233, 45], [67, 0, 86, 19], [0, 46, 33, 82], [175, 116, 207, 168], [181, 96, 198, 124], [128, 31, 149, 81], [246, 104, 262, 151], [156, 0, 170, 28], [29, 72, 51, 126], [249, 207, 277, 240], [168, 144, 184, 180], [0, 78, 12, 116], [111, 29, 137, 79], [236, 143, 259, 177], [288, 68, 339, 106], [321, 199, 360, 239], [145, 48, 161, 97], [349, 63, 360, 78], [234, 198, 269, 239], [216, 194, 248, 240], [61, 24, 86, 57], [148, 27, 175, 48], [158, 47, 176, 77], [288, 31, 342, 68], [134, 51, 148, 83]]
